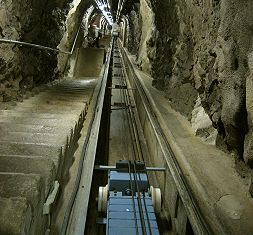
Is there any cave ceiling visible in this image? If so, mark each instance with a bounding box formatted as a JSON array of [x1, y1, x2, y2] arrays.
[[109, 0, 139, 20]]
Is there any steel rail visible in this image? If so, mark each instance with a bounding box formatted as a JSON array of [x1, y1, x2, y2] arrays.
[[132, 161, 148, 235], [141, 188, 153, 235], [0, 23, 82, 55], [113, 46, 139, 234], [119, 45, 153, 235], [127, 161, 140, 235], [119, 54, 143, 163], [115, 43, 152, 235], [115, 46, 129, 161], [114, 46, 140, 234], [117, 43, 151, 167], [119, 42, 213, 235], [133, 161, 153, 235], [115, 46, 140, 164]]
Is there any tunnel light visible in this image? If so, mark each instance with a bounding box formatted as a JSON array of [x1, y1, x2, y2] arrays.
[[95, 0, 113, 26], [116, 0, 127, 22]]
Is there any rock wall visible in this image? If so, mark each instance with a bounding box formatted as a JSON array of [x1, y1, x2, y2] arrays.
[[125, 0, 253, 177], [136, 0, 154, 73], [0, 0, 92, 102], [126, 4, 141, 55], [57, 1, 94, 74]]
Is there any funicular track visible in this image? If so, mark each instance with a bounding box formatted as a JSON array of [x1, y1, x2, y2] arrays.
[[0, 37, 213, 235], [61, 39, 213, 235], [102, 43, 161, 235], [1, 31, 252, 235]]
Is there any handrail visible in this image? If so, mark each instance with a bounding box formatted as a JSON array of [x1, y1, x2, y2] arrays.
[[0, 23, 82, 55], [0, 39, 71, 54], [69, 24, 82, 55]]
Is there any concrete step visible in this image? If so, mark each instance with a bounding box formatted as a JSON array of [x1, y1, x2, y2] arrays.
[[0, 109, 81, 120], [28, 95, 89, 104], [0, 132, 67, 145], [0, 133, 79, 171], [0, 142, 61, 159], [47, 88, 92, 94], [13, 105, 87, 114], [0, 117, 77, 127], [17, 102, 85, 111], [33, 92, 89, 99], [50, 86, 95, 91], [0, 173, 45, 235], [0, 156, 55, 195], [0, 123, 57, 133], [0, 173, 42, 206], [0, 142, 62, 173], [21, 98, 87, 106], [0, 77, 97, 234], [0, 197, 32, 235], [53, 79, 97, 87]]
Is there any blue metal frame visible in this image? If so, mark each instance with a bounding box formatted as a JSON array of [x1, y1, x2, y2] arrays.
[[105, 161, 160, 235]]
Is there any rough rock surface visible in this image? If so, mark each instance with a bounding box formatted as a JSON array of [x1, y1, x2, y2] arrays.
[[191, 95, 218, 144], [136, 0, 154, 73], [122, 0, 253, 193], [127, 6, 141, 55], [246, 53, 253, 169], [0, 0, 91, 102], [126, 0, 253, 171]]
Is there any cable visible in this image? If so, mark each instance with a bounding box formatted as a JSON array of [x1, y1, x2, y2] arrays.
[[135, 163, 153, 235], [132, 161, 147, 235], [115, 39, 150, 235], [127, 161, 140, 235], [110, 39, 157, 235]]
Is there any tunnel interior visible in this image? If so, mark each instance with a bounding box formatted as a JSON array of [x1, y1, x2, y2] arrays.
[[1, 0, 253, 235]]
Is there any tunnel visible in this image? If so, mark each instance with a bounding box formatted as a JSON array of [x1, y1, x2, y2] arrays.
[[0, 0, 253, 234]]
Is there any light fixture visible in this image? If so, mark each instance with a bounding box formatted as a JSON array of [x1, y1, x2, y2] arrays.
[[95, 0, 113, 26], [116, 0, 126, 22]]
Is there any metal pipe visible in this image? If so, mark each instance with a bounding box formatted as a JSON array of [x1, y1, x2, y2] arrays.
[[94, 165, 166, 172], [70, 24, 82, 55], [116, 0, 125, 22], [0, 23, 82, 55], [0, 39, 71, 54]]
